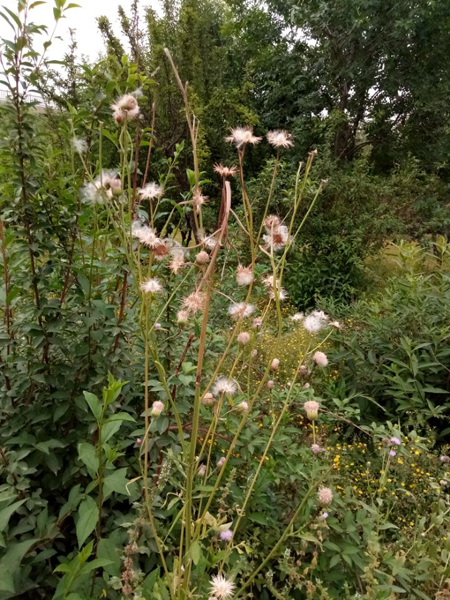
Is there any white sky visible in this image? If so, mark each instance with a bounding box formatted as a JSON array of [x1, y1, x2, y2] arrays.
[[0, 0, 160, 61]]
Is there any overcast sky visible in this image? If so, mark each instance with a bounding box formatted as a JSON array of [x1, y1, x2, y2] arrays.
[[1, 0, 160, 61]]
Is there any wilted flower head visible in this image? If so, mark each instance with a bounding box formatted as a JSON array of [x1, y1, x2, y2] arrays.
[[139, 182, 164, 200], [182, 291, 206, 314], [73, 137, 87, 154], [196, 251, 210, 265], [191, 189, 208, 213], [168, 248, 185, 274], [303, 400, 319, 421], [267, 130, 294, 149], [303, 310, 329, 334], [313, 351, 328, 367], [291, 312, 304, 322], [263, 225, 291, 252], [318, 487, 333, 506], [209, 574, 235, 599], [331, 320, 342, 329], [262, 275, 279, 289], [199, 231, 218, 251], [140, 277, 163, 295], [269, 286, 288, 301], [151, 400, 165, 417], [83, 171, 122, 204], [236, 265, 254, 286], [220, 529, 233, 541], [214, 163, 238, 178], [132, 222, 160, 248], [212, 376, 238, 397], [153, 240, 169, 261], [202, 392, 215, 406], [264, 215, 281, 232], [253, 317, 263, 329], [237, 332, 251, 345], [226, 126, 262, 148], [237, 401, 249, 412], [111, 93, 140, 123], [228, 302, 255, 320]]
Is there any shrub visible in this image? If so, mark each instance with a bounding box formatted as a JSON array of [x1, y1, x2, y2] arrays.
[[327, 239, 450, 429]]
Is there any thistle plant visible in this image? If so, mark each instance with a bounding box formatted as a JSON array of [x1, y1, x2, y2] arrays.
[[0, 5, 336, 597], [64, 43, 337, 598]]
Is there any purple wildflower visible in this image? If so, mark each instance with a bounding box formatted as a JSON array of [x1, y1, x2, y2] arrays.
[[389, 450, 397, 457], [220, 529, 233, 542], [390, 437, 401, 446]]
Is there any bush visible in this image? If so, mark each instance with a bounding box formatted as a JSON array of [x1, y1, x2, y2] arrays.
[[327, 239, 450, 429]]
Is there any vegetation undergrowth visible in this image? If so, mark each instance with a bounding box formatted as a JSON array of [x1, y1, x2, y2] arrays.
[[0, 3, 449, 600]]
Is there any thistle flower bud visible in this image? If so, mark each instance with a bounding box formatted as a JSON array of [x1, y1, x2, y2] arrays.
[[237, 332, 251, 345], [151, 401, 165, 417], [313, 351, 328, 367], [267, 380, 275, 390], [177, 310, 189, 324], [318, 486, 333, 506], [217, 456, 226, 468], [237, 401, 249, 412], [202, 392, 215, 406], [196, 251, 210, 265], [271, 358, 280, 370], [303, 400, 319, 420]]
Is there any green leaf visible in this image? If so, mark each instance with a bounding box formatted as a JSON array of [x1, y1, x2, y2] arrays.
[[248, 512, 268, 525], [0, 499, 26, 532], [2, 6, 22, 29], [97, 537, 121, 576], [101, 129, 118, 147], [79, 557, 112, 575], [0, 568, 14, 592], [78, 443, 99, 474], [189, 540, 202, 566], [0, 539, 36, 572], [76, 496, 99, 548], [83, 391, 102, 421], [103, 468, 129, 499], [143, 568, 160, 596]]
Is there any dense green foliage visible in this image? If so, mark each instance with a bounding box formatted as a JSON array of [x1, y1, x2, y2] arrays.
[[0, 1, 450, 600]]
